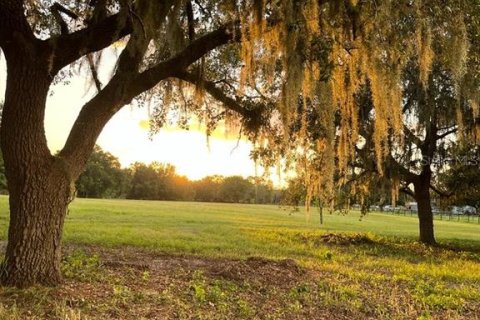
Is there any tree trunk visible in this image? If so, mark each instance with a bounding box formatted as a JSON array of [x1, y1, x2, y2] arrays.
[[0, 57, 73, 287], [1, 168, 71, 287], [414, 182, 436, 245]]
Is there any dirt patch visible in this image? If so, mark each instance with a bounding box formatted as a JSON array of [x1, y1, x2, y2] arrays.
[[208, 256, 304, 285], [75, 245, 305, 286], [296, 232, 375, 246]]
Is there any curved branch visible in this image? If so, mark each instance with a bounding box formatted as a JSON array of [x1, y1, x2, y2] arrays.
[[59, 22, 239, 175], [400, 186, 415, 198], [436, 127, 457, 140], [404, 125, 423, 147], [430, 184, 452, 198], [58, 76, 127, 177], [48, 12, 133, 73], [172, 70, 250, 118], [127, 23, 239, 99]]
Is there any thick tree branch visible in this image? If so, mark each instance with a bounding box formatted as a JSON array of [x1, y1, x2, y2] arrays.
[[0, 1, 36, 58], [60, 14, 152, 171], [47, 12, 133, 73], [436, 127, 457, 140], [404, 125, 423, 147], [58, 77, 126, 177], [60, 22, 238, 175], [127, 23, 239, 99], [173, 70, 250, 118], [400, 186, 415, 198], [430, 184, 452, 198], [50, 3, 78, 35]]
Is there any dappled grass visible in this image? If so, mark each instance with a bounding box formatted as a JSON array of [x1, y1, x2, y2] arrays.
[[0, 196, 479, 318], [2, 196, 479, 258]]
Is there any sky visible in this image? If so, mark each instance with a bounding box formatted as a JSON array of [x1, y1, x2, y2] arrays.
[[0, 54, 267, 182]]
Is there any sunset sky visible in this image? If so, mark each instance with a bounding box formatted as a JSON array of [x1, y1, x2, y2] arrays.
[[0, 55, 265, 181]]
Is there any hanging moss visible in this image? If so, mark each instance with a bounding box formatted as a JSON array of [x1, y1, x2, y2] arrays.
[[237, 0, 476, 209], [92, 0, 477, 212]]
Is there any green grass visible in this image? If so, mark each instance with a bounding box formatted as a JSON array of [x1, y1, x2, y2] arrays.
[[0, 195, 479, 319], [1, 195, 480, 258]]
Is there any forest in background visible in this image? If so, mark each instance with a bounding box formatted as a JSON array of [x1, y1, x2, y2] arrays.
[[58, 146, 280, 204]]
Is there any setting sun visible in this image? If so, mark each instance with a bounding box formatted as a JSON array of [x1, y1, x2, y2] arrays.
[[40, 75, 258, 181]]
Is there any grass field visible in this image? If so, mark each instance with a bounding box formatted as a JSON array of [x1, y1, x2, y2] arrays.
[[0, 195, 479, 319]]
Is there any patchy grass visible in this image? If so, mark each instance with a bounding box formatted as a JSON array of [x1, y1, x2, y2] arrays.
[[0, 196, 479, 319], [0, 246, 478, 319]]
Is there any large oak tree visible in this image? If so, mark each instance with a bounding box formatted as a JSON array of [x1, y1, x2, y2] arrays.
[[0, 0, 263, 287]]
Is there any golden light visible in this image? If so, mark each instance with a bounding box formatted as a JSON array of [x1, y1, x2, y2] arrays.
[[42, 74, 281, 184], [138, 119, 150, 130]]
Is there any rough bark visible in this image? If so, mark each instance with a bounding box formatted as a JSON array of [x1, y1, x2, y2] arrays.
[[1, 166, 71, 287], [414, 180, 436, 245], [0, 47, 73, 286], [414, 113, 437, 246]]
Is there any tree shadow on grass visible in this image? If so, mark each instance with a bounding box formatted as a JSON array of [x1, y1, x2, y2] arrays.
[[267, 231, 480, 264]]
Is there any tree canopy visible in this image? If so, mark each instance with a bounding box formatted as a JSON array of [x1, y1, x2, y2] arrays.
[[7, 1, 479, 164]]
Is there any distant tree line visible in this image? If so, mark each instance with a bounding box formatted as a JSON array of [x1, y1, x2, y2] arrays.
[[72, 146, 280, 204], [1, 146, 476, 209], [0, 146, 278, 203]]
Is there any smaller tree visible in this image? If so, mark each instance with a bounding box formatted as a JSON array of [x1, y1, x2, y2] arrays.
[[166, 174, 195, 201], [193, 176, 223, 202], [76, 146, 129, 198], [248, 177, 275, 204], [127, 163, 163, 200], [281, 177, 306, 208], [219, 176, 254, 203]]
